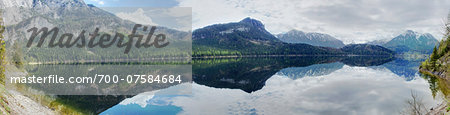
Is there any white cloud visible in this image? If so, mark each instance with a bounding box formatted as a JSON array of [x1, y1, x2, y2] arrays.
[[166, 7, 192, 17], [177, 0, 450, 44], [169, 66, 439, 115], [89, 0, 105, 6], [118, 83, 192, 108], [148, 7, 192, 31], [119, 91, 156, 107], [115, 8, 158, 26], [108, 8, 191, 31], [118, 65, 441, 115]]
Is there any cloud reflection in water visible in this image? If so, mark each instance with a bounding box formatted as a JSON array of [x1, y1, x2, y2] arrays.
[[106, 65, 440, 115]]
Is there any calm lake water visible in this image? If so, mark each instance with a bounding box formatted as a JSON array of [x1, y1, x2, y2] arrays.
[[24, 56, 444, 115], [97, 56, 442, 115]]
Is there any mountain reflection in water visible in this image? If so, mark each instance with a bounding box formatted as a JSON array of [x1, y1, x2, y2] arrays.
[[193, 56, 394, 93], [100, 56, 442, 115]]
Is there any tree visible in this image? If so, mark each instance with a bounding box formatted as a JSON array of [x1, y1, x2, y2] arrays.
[[400, 91, 429, 115], [431, 46, 438, 61], [0, 15, 5, 84]]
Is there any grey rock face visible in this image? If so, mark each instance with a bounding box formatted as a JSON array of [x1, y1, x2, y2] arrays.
[[277, 30, 345, 48]]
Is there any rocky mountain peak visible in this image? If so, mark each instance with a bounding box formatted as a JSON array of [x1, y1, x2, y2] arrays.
[[277, 29, 345, 48], [398, 30, 436, 40], [402, 30, 419, 36], [286, 29, 305, 35], [239, 17, 265, 28], [0, 0, 86, 8], [383, 30, 437, 54]]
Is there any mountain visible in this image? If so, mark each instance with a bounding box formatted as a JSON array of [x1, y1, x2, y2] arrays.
[[192, 17, 395, 56], [192, 17, 344, 56], [275, 62, 344, 79], [383, 59, 422, 81], [276, 30, 345, 48], [2, 0, 189, 41], [193, 56, 394, 93], [4, 0, 395, 62], [2, 0, 191, 63], [382, 30, 438, 54], [341, 44, 395, 55], [193, 17, 280, 43], [367, 39, 390, 46]]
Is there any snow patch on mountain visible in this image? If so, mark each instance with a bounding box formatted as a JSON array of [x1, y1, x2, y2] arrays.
[[276, 30, 345, 48]]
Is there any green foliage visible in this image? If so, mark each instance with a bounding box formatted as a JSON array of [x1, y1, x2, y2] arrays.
[[0, 41, 4, 85], [0, 17, 5, 85], [431, 46, 439, 62], [0, 12, 9, 115], [438, 39, 448, 57], [0, 95, 11, 114], [420, 23, 450, 73]]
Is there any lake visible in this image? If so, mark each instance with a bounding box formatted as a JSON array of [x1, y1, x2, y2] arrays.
[[22, 56, 445, 114]]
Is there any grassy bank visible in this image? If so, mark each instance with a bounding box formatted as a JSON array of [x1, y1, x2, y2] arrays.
[[418, 23, 450, 114]]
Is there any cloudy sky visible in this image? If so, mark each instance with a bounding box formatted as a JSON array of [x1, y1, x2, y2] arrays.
[[85, 0, 450, 44]]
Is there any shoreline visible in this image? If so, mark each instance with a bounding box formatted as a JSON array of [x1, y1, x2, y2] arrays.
[[192, 54, 392, 59], [24, 55, 394, 65], [419, 68, 450, 114], [1, 65, 57, 115]]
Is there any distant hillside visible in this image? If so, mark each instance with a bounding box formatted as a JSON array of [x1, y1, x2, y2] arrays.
[[192, 17, 344, 56], [383, 30, 438, 54], [192, 17, 395, 57], [276, 30, 345, 48], [275, 62, 344, 79]]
